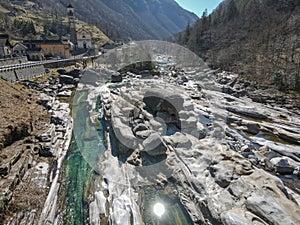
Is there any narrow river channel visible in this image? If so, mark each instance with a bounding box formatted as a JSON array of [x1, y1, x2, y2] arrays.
[[61, 81, 194, 224]]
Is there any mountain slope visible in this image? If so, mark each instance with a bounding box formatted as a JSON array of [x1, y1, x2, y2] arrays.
[[178, 0, 300, 92], [0, 0, 110, 44], [33, 0, 198, 40]]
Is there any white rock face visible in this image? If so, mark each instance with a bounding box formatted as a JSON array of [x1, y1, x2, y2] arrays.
[[142, 132, 167, 156], [75, 54, 300, 225]]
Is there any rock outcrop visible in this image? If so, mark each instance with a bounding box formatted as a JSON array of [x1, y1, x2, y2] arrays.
[[0, 70, 74, 224], [89, 54, 300, 225]]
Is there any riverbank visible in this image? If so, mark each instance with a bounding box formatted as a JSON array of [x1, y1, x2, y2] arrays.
[[0, 67, 78, 224], [1, 45, 300, 224]]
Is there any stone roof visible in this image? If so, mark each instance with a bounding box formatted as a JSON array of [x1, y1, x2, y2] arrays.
[[13, 42, 28, 49], [23, 40, 69, 45]]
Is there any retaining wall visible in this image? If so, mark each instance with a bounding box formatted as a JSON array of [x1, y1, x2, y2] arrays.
[[0, 57, 28, 67], [0, 65, 45, 82], [0, 70, 17, 82]]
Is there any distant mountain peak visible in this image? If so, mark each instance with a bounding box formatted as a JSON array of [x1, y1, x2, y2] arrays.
[[40, 0, 198, 40]]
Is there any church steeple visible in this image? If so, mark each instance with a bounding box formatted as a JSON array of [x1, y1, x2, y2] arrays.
[[67, 4, 77, 46]]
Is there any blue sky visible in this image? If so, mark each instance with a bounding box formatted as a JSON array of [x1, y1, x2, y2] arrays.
[[175, 0, 224, 17]]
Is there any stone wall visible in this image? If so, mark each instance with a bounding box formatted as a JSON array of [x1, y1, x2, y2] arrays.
[[0, 57, 28, 67], [0, 65, 45, 82], [44, 59, 78, 68], [0, 70, 17, 82]]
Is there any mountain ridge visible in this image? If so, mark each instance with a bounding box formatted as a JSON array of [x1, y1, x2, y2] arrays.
[[35, 0, 198, 40]]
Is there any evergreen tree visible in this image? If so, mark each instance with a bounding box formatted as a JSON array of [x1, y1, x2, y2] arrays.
[[202, 9, 208, 21], [226, 0, 238, 21], [13, 19, 36, 36], [184, 22, 191, 43], [201, 9, 209, 30]]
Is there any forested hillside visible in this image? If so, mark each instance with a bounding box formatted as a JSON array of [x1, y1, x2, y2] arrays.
[[178, 0, 300, 92]]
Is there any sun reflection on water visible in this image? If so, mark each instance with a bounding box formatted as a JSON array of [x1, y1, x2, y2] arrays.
[[153, 202, 165, 218]]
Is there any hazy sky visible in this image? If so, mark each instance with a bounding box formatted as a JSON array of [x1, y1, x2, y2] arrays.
[[175, 0, 224, 17]]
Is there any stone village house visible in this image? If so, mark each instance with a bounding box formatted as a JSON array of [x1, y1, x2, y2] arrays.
[[23, 39, 71, 60], [12, 42, 28, 57]]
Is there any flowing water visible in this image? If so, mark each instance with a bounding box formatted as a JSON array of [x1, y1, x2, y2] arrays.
[[63, 90, 94, 225], [140, 185, 193, 225], [63, 139, 92, 225], [61, 86, 194, 224]]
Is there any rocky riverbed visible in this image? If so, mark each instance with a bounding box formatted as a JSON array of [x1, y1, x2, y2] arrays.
[[0, 69, 77, 224], [1, 41, 300, 225], [71, 49, 300, 225]]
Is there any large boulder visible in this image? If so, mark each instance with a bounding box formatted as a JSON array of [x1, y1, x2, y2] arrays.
[[270, 156, 297, 175], [135, 130, 155, 139], [246, 193, 300, 225], [112, 117, 138, 151], [59, 75, 75, 85], [51, 116, 64, 125], [148, 118, 167, 134], [221, 209, 252, 225], [167, 132, 192, 149], [226, 106, 269, 120], [181, 117, 206, 139], [141, 133, 167, 156], [243, 121, 260, 135], [81, 69, 102, 85]]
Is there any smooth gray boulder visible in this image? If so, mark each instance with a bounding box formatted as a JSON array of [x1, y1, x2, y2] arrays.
[[226, 106, 269, 120], [246, 193, 300, 225], [142, 133, 167, 156], [81, 69, 102, 85], [221, 209, 252, 225], [156, 111, 173, 123], [243, 121, 260, 135], [148, 118, 167, 134], [112, 117, 138, 151], [181, 116, 197, 129], [167, 132, 192, 149], [270, 157, 297, 174], [135, 130, 154, 139]]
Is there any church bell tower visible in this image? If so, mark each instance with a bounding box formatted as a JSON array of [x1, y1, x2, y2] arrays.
[[67, 4, 77, 46]]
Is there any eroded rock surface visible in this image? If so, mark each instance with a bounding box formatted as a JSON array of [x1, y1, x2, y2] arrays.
[[87, 55, 300, 225], [0, 71, 74, 225]]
